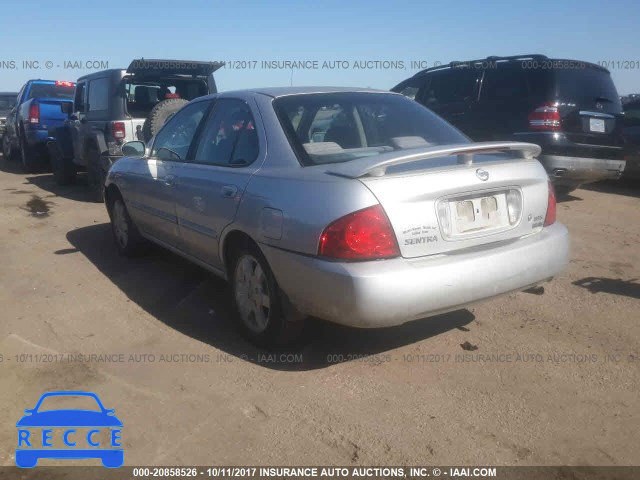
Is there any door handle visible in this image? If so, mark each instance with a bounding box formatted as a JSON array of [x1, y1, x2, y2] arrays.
[[221, 185, 238, 198], [164, 174, 176, 186]]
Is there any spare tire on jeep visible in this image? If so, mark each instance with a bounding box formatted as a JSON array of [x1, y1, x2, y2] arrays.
[[142, 98, 189, 142]]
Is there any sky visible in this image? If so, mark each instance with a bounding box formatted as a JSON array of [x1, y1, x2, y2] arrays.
[[0, 0, 639, 94]]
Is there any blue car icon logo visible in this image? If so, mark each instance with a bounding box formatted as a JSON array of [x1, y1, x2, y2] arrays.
[[16, 391, 123, 468]]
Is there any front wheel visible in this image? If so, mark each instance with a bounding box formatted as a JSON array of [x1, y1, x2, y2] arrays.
[[109, 196, 146, 256], [231, 246, 304, 347], [49, 142, 76, 185]]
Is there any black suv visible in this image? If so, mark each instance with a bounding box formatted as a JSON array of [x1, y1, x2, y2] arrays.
[[392, 54, 625, 192]]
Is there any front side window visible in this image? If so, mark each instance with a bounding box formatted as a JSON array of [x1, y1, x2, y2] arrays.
[[274, 92, 469, 166], [480, 66, 528, 101], [193, 98, 259, 167], [151, 100, 211, 161]]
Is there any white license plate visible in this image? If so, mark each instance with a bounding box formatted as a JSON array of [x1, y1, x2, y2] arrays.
[[451, 194, 507, 234], [590, 118, 605, 133]]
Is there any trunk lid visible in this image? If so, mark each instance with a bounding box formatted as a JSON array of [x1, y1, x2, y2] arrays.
[[553, 67, 624, 146], [327, 142, 550, 258]]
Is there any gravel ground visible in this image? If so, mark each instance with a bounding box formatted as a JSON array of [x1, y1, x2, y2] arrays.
[[0, 154, 638, 469]]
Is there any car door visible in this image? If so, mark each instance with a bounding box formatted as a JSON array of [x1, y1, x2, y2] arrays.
[[174, 97, 262, 269], [126, 99, 213, 248]]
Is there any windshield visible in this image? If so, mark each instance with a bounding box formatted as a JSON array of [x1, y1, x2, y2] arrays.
[[273, 92, 469, 166], [27, 83, 75, 100], [0, 95, 16, 109]]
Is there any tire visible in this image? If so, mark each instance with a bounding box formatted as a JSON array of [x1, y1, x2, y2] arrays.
[[20, 136, 41, 173], [86, 144, 106, 203], [48, 142, 76, 185], [231, 245, 305, 347], [2, 135, 17, 161], [142, 98, 189, 142], [108, 194, 146, 256]]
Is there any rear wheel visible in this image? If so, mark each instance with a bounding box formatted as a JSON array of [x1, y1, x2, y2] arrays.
[[20, 136, 41, 173], [49, 142, 76, 185], [87, 144, 105, 202], [108, 195, 146, 256], [2, 135, 17, 161], [231, 245, 304, 347]]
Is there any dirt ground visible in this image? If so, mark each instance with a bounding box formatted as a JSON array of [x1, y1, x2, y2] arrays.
[[0, 153, 638, 469]]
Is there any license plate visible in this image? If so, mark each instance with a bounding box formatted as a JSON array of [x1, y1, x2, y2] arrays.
[[590, 118, 605, 133], [451, 194, 508, 234]]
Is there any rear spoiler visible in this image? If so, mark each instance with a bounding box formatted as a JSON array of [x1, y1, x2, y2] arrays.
[[325, 142, 541, 178]]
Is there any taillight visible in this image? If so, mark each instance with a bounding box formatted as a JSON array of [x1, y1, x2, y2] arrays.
[[111, 122, 126, 140], [28, 103, 39, 124], [318, 204, 400, 260], [528, 102, 561, 131], [544, 181, 556, 226], [55, 81, 75, 87]]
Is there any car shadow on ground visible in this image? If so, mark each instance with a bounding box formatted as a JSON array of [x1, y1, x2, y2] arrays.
[[25, 173, 95, 203], [581, 179, 640, 199], [66, 223, 475, 371], [573, 277, 640, 300], [0, 153, 25, 174]]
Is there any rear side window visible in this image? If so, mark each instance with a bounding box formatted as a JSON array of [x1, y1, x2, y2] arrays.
[[193, 98, 259, 167], [553, 68, 621, 108], [420, 69, 480, 107], [480, 65, 528, 101], [87, 78, 110, 112]]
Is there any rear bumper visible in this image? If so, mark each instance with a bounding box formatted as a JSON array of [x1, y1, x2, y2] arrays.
[[513, 131, 625, 186], [262, 223, 570, 328], [541, 154, 626, 187], [24, 128, 49, 147]]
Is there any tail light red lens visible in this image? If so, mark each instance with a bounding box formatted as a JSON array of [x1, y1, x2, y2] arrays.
[[528, 102, 561, 131], [28, 103, 40, 124], [318, 204, 400, 260], [55, 81, 75, 88], [544, 181, 557, 226], [111, 122, 126, 140]]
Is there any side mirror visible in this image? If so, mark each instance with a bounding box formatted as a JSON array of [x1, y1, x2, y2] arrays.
[[69, 114, 78, 121], [24, 409, 33, 414], [122, 141, 146, 157]]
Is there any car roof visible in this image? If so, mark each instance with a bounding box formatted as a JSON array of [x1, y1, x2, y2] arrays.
[[0, 92, 18, 95], [212, 86, 391, 100], [411, 54, 608, 77]]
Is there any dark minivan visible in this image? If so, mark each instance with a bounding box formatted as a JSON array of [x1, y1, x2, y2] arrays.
[[392, 54, 626, 192]]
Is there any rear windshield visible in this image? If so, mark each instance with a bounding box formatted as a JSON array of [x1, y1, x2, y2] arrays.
[[0, 95, 16, 109], [273, 92, 469, 166], [124, 77, 208, 119], [553, 68, 620, 106], [27, 83, 75, 100]]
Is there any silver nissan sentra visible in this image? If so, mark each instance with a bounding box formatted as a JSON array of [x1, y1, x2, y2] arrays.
[[104, 87, 570, 346]]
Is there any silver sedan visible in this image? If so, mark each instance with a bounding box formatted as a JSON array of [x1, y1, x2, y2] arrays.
[[105, 87, 570, 346]]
